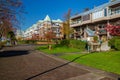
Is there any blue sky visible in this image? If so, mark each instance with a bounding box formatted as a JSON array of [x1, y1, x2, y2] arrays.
[[22, 0, 109, 30]]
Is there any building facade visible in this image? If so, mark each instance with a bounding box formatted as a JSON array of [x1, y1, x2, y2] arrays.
[[24, 15, 63, 40], [70, 0, 120, 41], [16, 30, 24, 40]]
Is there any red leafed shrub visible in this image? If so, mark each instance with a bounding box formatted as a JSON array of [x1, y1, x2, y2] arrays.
[[106, 24, 120, 36]]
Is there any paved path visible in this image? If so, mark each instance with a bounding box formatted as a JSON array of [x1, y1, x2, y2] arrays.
[[101, 41, 110, 51], [0, 45, 119, 80]]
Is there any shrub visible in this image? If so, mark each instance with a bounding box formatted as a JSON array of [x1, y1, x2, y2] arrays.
[[53, 39, 86, 51], [70, 40, 86, 50], [60, 40, 70, 47], [108, 37, 115, 49], [18, 40, 37, 44], [93, 36, 98, 42], [0, 42, 3, 49], [108, 36, 120, 50], [17, 40, 25, 44], [115, 39, 120, 50], [0, 41, 6, 49]]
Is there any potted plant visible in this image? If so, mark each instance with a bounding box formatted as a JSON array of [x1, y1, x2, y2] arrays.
[[93, 36, 98, 43]]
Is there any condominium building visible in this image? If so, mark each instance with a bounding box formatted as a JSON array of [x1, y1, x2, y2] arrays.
[[70, 0, 120, 41], [24, 15, 63, 40], [16, 30, 24, 40]]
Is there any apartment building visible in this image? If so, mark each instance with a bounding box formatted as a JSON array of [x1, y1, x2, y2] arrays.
[[24, 15, 63, 40], [16, 30, 24, 40], [70, 0, 120, 41]]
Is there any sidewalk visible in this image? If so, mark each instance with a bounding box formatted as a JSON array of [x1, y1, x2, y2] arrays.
[[101, 41, 110, 51]]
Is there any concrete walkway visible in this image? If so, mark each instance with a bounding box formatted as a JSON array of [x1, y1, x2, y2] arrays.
[[0, 45, 119, 80], [101, 41, 111, 51]]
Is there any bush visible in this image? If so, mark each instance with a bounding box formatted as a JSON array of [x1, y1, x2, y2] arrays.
[[18, 40, 37, 44], [108, 39, 114, 49], [69, 40, 86, 50], [53, 40, 70, 48], [115, 39, 120, 50], [93, 36, 98, 42], [17, 40, 25, 44], [0, 41, 6, 49], [0, 42, 3, 49], [108, 36, 120, 50], [53, 39, 86, 51], [27, 40, 36, 44], [60, 40, 70, 47]]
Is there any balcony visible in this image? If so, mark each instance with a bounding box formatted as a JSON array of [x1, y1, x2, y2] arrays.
[[109, 6, 120, 19], [70, 20, 82, 27], [98, 28, 107, 35]]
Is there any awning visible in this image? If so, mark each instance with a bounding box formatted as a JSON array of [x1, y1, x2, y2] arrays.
[[85, 27, 95, 36]]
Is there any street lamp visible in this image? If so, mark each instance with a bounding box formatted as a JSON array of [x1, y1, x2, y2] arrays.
[[0, 21, 3, 41], [0, 21, 3, 24], [0, 21, 3, 29]]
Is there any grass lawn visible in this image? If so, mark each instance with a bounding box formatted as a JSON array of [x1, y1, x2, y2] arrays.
[[60, 51, 120, 75], [36, 45, 81, 54], [36, 45, 120, 74]]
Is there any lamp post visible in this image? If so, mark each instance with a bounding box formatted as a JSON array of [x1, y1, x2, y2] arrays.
[[0, 21, 3, 41], [0, 21, 3, 49]]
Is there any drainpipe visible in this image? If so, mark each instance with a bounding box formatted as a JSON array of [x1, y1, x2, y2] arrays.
[[107, 20, 111, 40]]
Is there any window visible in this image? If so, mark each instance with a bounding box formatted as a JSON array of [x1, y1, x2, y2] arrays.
[[109, 6, 120, 15], [93, 10, 103, 19], [104, 8, 107, 16], [82, 14, 90, 21]]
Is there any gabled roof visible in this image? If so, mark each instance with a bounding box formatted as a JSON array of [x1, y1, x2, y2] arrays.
[[57, 19, 63, 23], [52, 19, 63, 23], [38, 20, 43, 23], [44, 15, 51, 21]]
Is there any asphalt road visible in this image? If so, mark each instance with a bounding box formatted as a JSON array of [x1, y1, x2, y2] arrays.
[[0, 45, 119, 80], [0, 45, 89, 80]]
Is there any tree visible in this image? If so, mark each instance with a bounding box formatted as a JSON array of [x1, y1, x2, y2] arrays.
[[63, 9, 73, 39], [0, 0, 25, 40], [44, 30, 56, 50], [7, 31, 16, 45]]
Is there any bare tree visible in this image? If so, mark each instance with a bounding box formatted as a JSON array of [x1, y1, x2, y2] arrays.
[[63, 9, 71, 40], [0, 0, 25, 39], [44, 30, 56, 50]]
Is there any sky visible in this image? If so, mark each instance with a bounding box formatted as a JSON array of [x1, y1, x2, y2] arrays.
[[21, 0, 109, 30]]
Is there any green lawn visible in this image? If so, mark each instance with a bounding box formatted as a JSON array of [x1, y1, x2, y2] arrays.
[[60, 51, 120, 75], [36, 45, 120, 74], [36, 45, 81, 54]]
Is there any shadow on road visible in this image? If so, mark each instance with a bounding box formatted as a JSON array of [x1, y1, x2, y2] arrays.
[[26, 54, 89, 80], [0, 50, 29, 57]]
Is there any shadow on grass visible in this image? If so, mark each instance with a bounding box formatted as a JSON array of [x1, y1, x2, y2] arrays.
[[0, 50, 29, 57], [26, 54, 89, 80]]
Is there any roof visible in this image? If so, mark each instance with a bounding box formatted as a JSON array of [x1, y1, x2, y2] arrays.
[[85, 27, 95, 36], [109, 0, 120, 6], [38, 20, 43, 23], [71, 0, 120, 19], [44, 15, 51, 21], [52, 19, 63, 23]]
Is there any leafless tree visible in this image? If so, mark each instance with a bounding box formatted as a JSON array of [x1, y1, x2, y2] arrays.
[[0, 0, 25, 39]]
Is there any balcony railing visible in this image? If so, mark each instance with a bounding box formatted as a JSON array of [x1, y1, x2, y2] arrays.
[[70, 20, 82, 25], [109, 7, 120, 15], [98, 29, 107, 35]]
